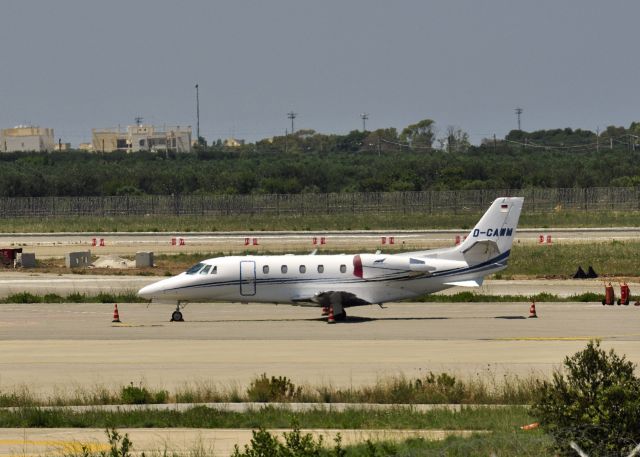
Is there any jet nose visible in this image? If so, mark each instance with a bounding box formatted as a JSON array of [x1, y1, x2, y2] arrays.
[[138, 282, 161, 300]]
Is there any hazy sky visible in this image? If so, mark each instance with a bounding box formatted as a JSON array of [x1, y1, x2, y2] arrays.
[[1, 1, 638, 145]]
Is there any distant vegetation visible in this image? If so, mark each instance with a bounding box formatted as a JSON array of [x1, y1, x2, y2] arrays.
[[1, 121, 639, 197]]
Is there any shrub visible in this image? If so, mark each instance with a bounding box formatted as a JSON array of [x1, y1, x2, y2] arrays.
[[532, 340, 640, 456], [96, 292, 117, 303], [119, 384, 167, 405], [246, 374, 302, 402], [66, 292, 86, 303], [232, 426, 350, 457], [6, 292, 41, 303], [43, 293, 64, 303]]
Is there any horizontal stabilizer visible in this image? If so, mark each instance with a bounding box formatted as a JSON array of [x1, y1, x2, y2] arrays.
[[443, 279, 484, 288]]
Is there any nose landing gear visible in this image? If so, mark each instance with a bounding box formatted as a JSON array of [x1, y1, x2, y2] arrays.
[[171, 302, 185, 322]]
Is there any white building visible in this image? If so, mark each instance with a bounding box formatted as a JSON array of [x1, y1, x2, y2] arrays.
[[1, 126, 55, 152], [92, 124, 192, 153]]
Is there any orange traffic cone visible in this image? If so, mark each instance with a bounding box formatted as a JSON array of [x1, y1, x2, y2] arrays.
[[321, 306, 329, 316], [112, 304, 121, 323], [520, 422, 540, 431], [327, 306, 335, 324], [528, 301, 537, 318]]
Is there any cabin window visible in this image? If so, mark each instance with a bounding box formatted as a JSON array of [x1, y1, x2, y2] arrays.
[[186, 262, 205, 275], [263, 265, 269, 274], [199, 265, 211, 275], [299, 265, 306, 274], [210, 266, 217, 274], [317, 265, 324, 273], [281, 265, 288, 274], [340, 264, 347, 273]]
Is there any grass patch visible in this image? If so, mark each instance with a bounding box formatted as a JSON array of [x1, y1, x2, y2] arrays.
[[0, 372, 541, 408], [2, 210, 640, 233], [1, 291, 146, 304], [146, 240, 640, 279], [0, 405, 534, 430], [0, 290, 602, 304], [98, 241, 640, 279], [508, 240, 640, 277], [415, 292, 602, 303], [54, 426, 553, 457]]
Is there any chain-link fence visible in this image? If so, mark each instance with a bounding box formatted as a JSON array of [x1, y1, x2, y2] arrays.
[[1, 187, 640, 218]]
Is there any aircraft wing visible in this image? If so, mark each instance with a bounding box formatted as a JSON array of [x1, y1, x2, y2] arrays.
[[443, 278, 484, 288], [291, 291, 371, 308]]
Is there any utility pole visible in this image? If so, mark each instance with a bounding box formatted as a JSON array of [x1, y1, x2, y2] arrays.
[[596, 127, 599, 153], [287, 111, 297, 134], [515, 107, 523, 131], [284, 129, 288, 153], [360, 113, 369, 132], [195, 84, 200, 144]]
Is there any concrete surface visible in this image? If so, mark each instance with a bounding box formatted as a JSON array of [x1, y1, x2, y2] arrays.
[[1, 302, 639, 397], [0, 428, 479, 457]]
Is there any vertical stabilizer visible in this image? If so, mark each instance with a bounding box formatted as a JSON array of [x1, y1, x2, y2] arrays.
[[457, 197, 524, 256]]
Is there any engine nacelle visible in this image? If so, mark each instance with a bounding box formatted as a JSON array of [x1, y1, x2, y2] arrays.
[[354, 254, 467, 279]]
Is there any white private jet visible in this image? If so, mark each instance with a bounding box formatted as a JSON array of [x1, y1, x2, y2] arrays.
[[138, 197, 523, 323]]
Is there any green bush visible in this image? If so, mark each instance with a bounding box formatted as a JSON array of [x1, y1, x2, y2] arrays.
[[6, 292, 41, 303], [532, 340, 640, 456], [246, 374, 302, 402], [231, 426, 349, 457], [119, 384, 168, 405], [66, 292, 86, 303], [43, 293, 64, 303], [96, 292, 117, 303]]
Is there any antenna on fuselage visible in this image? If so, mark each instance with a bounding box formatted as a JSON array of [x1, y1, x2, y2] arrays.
[[310, 249, 318, 255], [375, 250, 382, 255]]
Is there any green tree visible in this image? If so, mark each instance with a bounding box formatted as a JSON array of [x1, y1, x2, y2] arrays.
[[439, 125, 470, 153], [400, 119, 436, 150], [361, 128, 399, 153], [532, 340, 640, 456]]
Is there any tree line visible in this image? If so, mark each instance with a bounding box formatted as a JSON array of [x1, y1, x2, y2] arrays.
[[0, 121, 639, 197]]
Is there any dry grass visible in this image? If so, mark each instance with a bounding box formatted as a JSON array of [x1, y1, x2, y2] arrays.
[[0, 371, 542, 408]]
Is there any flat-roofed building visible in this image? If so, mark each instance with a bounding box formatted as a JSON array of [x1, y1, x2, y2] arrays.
[[1, 126, 55, 152], [92, 124, 192, 153], [78, 142, 94, 152], [224, 137, 245, 148]]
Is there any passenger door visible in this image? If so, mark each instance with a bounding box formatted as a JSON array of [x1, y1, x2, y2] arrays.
[[239, 260, 256, 296]]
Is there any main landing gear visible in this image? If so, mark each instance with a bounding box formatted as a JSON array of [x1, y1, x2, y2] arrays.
[[325, 292, 347, 324], [171, 302, 185, 322]]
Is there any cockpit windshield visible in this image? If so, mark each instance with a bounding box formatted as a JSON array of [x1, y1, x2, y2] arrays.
[[186, 262, 205, 275]]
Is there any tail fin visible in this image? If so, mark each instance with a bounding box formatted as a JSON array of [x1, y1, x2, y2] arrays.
[[457, 197, 524, 260]]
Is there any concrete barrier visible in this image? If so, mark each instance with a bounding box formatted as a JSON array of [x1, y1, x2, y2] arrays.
[[17, 252, 36, 268], [65, 251, 91, 268], [135, 251, 154, 268]]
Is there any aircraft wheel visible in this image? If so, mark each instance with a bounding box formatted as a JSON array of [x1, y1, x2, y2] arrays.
[[171, 310, 184, 322]]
